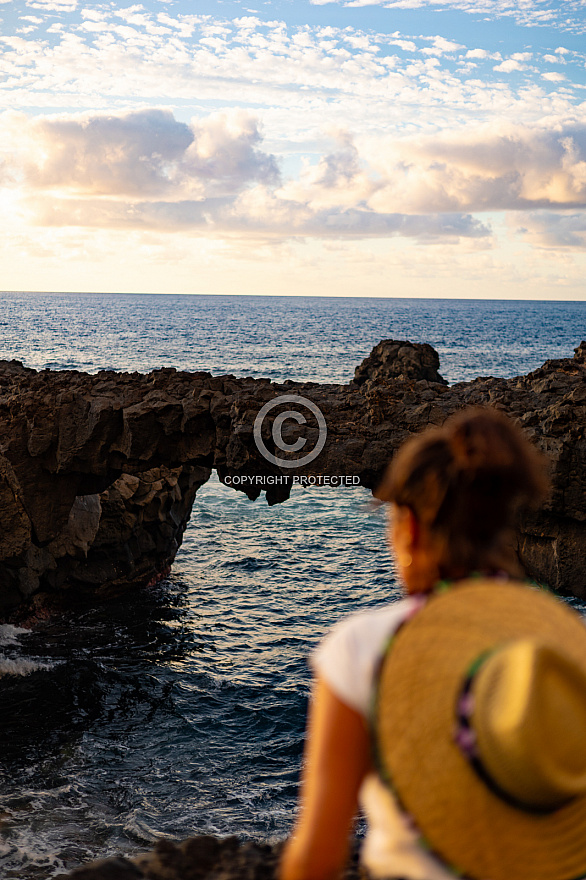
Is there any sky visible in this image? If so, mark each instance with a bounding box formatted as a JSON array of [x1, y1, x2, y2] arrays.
[[1, 0, 586, 298]]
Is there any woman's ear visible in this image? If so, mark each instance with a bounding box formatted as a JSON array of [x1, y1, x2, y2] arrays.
[[391, 504, 441, 594], [392, 504, 420, 551], [390, 504, 419, 570], [404, 506, 420, 550]]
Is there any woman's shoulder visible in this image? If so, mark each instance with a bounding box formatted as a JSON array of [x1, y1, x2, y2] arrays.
[[311, 595, 421, 717], [321, 596, 419, 651]]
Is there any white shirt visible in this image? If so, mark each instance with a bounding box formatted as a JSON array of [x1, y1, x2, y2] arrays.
[[311, 599, 455, 880]]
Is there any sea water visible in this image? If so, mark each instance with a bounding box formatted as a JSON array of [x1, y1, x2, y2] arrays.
[[0, 293, 584, 878]]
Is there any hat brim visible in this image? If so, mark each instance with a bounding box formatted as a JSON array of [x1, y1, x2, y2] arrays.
[[375, 580, 586, 880]]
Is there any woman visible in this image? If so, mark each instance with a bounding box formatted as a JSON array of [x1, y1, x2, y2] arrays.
[[279, 407, 586, 880]]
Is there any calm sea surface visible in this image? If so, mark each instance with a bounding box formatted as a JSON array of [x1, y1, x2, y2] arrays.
[[0, 293, 584, 878]]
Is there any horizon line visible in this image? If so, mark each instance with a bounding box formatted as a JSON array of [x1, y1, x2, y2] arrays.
[[2, 291, 585, 304]]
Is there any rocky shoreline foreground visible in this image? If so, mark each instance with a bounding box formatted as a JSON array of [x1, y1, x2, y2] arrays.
[[56, 836, 361, 880], [0, 339, 585, 620], [58, 837, 284, 880]]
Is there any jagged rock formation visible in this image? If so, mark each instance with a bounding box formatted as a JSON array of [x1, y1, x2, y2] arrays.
[[0, 339, 585, 619], [354, 339, 447, 386]]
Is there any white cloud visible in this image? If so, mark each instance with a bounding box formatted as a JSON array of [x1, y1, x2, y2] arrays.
[[364, 123, 586, 213], [27, 0, 77, 9], [79, 20, 110, 32], [421, 35, 464, 55], [389, 38, 417, 51], [2, 108, 279, 199], [155, 12, 201, 38], [279, 134, 376, 209], [494, 59, 527, 72], [80, 9, 106, 20]]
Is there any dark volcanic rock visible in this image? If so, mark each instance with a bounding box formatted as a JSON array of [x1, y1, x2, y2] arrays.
[[0, 340, 585, 617], [57, 835, 360, 880], [57, 837, 281, 880], [354, 339, 447, 386]]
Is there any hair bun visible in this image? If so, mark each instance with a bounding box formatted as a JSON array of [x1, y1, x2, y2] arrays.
[[449, 411, 520, 478]]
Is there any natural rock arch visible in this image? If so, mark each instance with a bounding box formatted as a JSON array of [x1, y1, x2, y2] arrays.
[[1, 339, 585, 620]]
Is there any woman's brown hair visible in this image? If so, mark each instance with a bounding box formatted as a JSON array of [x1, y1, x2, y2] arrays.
[[376, 407, 550, 578]]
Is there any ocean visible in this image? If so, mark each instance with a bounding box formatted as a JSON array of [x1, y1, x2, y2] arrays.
[[0, 292, 584, 878]]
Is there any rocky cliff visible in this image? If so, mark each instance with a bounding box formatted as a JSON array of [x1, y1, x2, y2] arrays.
[[1, 339, 585, 619]]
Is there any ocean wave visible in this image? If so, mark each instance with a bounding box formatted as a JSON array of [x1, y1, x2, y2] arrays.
[[0, 655, 56, 677]]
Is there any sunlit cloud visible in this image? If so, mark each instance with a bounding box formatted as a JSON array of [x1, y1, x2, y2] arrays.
[[2, 108, 279, 198], [6, 105, 586, 244], [1, 0, 585, 296], [1, 108, 493, 241], [364, 124, 586, 212]]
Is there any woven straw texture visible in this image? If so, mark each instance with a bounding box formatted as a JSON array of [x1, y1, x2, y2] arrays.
[[376, 580, 586, 880]]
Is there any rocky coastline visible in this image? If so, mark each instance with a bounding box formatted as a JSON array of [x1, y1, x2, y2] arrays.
[[0, 338, 585, 623], [57, 837, 285, 880], [57, 836, 361, 880]]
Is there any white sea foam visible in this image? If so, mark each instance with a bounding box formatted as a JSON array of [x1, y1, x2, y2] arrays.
[[0, 623, 30, 646], [0, 625, 56, 675], [0, 654, 54, 676], [0, 834, 68, 878]]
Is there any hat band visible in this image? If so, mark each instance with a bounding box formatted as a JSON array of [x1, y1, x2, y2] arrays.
[[454, 653, 566, 816]]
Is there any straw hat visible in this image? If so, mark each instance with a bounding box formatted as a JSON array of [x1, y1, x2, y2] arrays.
[[374, 579, 586, 880]]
